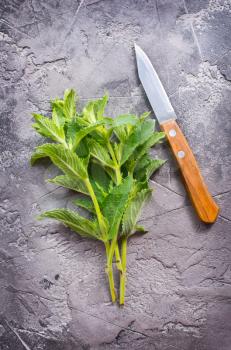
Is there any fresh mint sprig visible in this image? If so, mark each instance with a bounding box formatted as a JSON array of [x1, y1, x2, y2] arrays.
[[31, 89, 166, 305]]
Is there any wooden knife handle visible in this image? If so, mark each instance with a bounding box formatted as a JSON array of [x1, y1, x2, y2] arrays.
[[160, 119, 219, 223]]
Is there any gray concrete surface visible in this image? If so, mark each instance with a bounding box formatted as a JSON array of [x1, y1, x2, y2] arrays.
[[0, 0, 231, 349]]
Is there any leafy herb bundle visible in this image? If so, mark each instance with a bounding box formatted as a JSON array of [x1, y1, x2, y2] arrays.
[[31, 89, 165, 305]]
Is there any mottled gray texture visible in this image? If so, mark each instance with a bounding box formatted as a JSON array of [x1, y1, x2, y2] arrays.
[[0, 0, 231, 349]]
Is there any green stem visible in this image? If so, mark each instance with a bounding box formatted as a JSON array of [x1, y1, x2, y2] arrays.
[[115, 166, 122, 185], [84, 178, 106, 237], [107, 141, 125, 302], [107, 235, 117, 268], [115, 243, 123, 272], [105, 241, 116, 302], [106, 235, 118, 302], [106, 266, 116, 302], [85, 178, 116, 302], [107, 238, 123, 302], [62, 139, 69, 149], [120, 236, 127, 305]]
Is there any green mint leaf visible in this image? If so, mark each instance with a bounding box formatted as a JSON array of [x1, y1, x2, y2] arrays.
[[32, 114, 66, 144], [102, 176, 133, 239], [134, 131, 165, 163], [145, 159, 166, 179], [66, 120, 81, 146], [87, 139, 114, 168], [140, 111, 151, 121], [82, 94, 108, 124], [51, 99, 66, 126], [48, 175, 89, 195], [71, 121, 105, 151], [121, 119, 155, 165], [134, 153, 151, 174], [75, 140, 89, 158], [30, 146, 49, 165], [134, 156, 166, 181], [83, 101, 97, 123], [95, 94, 108, 120], [109, 114, 138, 127], [89, 178, 107, 204], [36, 143, 88, 179], [103, 166, 117, 184], [64, 89, 76, 120], [122, 188, 151, 236], [113, 125, 127, 143], [52, 103, 66, 127], [89, 162, 110, 192], [73, 197, 95, 213], [39, 209, 102, 240]]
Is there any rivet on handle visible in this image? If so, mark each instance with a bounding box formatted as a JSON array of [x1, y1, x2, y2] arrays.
[[177, 150, 185, 159], [169, 129, 176, 137]]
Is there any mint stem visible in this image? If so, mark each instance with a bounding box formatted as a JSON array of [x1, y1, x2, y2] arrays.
[[107, 235, 117, 268], [105, 241, 116, 302], [84, 178, 107, 237], [85, 178, 116, 302], [115, 242, 123, 271], [120, 236, 127, 305]]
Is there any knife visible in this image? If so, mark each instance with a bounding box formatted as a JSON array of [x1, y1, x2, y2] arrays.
[[134, 44, 219, 223]]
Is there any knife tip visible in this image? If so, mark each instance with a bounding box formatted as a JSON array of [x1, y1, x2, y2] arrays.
[[134, 43, 142, 56]]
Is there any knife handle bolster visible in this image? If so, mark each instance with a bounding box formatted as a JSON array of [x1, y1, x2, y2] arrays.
[[160, 119, 219, 223]]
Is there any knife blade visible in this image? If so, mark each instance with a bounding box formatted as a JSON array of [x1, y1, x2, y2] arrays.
[[134, 43, 219, 223]]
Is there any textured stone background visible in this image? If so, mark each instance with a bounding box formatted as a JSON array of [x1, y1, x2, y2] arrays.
[[0, 0, 231, 349]]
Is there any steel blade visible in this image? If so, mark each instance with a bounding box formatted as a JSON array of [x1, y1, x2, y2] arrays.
[[134, 44, 176, 124]]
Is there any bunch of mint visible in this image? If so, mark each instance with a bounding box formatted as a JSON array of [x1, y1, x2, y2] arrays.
[[31, 89, 165, 305]]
